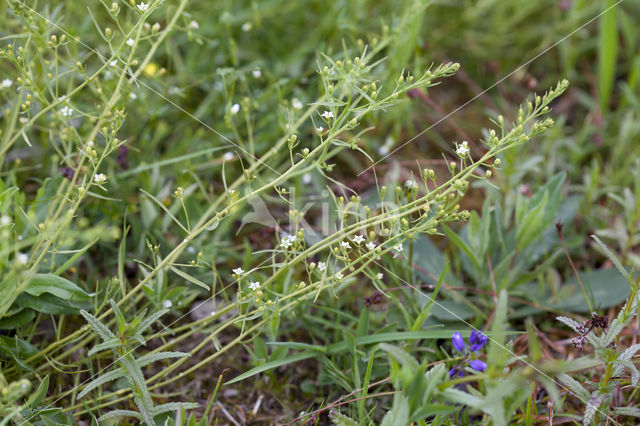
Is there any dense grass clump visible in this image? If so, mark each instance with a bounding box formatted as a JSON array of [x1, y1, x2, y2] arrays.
[[1, 0, 639, 424]]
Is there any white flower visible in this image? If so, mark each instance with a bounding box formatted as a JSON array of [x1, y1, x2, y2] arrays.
[[316, 127, 324, 134], [352, 235, 365, 245], [378, 145, 389, 155], [60, 106, 73, 117], [335, 272, 344, 280], [241, 22, 252, 31], [189, 20, 199, 29], [162, 300, 173, 308], [252, 68, 262, 78], [233, 267, 245, 275], [376, 273, 383, 279], [0, 216, 11, 226], [317, 262, 326, 272], [187, 246, 196, 254], [405, 180, 417, 190], [1, 79, 12, 88], [126, 38, 135, 47], [16, 252, 28, 264], [455, 141, 470, 157], [366, 241, 376, 251], [393, 244, 403, 253], [137, 2, 149, 12], [93, 173, 107, 184], [292, 98, 303, 110], [230, 103, 240, 115], [340, 241, 350, 250], [281, 234, 296, 249], [58, 95, 68, 102], [249, 281, 260, 291], [224, 152, 234, 161], [302, 173, 311, 184], [109, 59, 118, 67], [321, 110, 333, 119], [129, 93, 137, 99]]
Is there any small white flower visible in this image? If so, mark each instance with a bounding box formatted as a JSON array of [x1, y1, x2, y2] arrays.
[[281, 234, 296, 249], [104, 70, 113, 80], [393, 244, 403, 253], [0, 216, 11, 226], [405, 180, 417, 190], [162, 300, 173, 308], [17, 235, 23, 241], [60, 106, 73, 117], [93, 173, 107, 184], [109, 59, 118, 67], [340, 241, 350, 250], [189, 20, 199, 29], [455, 140, 470, 157], [335, 272, 344, 280], [1, 79, 12, 88], [352, 235, 365, 245], [16, 252, 28, 264], [321, 110, 334, 119], [230, 103, 240, 115], [233, 267, 245, 275], [126, 38, 135, 46], [302, 173, 311, 184], [316, 126, 324, 134], [137, 2, 149, 12], [129, 92, 137, 99], [168, 86, 182, 95], [224, 152, 234, 161], [366, 241, 376, 251], [58, 95, 68, 102], [87, 140, 94, 148], [187, 246, 196, 254], [317, 261, 326, 272], [376, 273, 383, 280], [249, 281, 260, 291], [292, 98, 303, 110], [241, 22, 252, 32], [252, 68, 262, 78], [378, 145, 390, 155]]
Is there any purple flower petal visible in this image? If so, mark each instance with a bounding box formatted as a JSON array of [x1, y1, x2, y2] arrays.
[[451, 331, 465, 352], [468, 359, 487, 372], [469, 330, 488, 351]]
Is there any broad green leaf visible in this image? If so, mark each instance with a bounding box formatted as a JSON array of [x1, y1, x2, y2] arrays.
[[17, 293, 85, 315], [24, 274, 89, 301], [380, 393, 409, 426]]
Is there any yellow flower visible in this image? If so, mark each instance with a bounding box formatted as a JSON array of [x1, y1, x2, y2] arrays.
[[144, 62, 158, 76]]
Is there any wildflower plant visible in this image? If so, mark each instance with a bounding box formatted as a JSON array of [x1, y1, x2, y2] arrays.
[[78, 300, 197, 424], [557, 237, 640, 424]]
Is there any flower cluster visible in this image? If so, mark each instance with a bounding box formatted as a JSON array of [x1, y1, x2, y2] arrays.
[[448, 330, 488, 378]]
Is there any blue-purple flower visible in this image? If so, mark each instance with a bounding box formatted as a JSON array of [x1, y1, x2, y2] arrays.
[[449, 330, 489, 381], [469, 330, 488, 352], [448, 367, 464, 378], [451, 331, 466, 352], [468, 360, 487, 372]]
